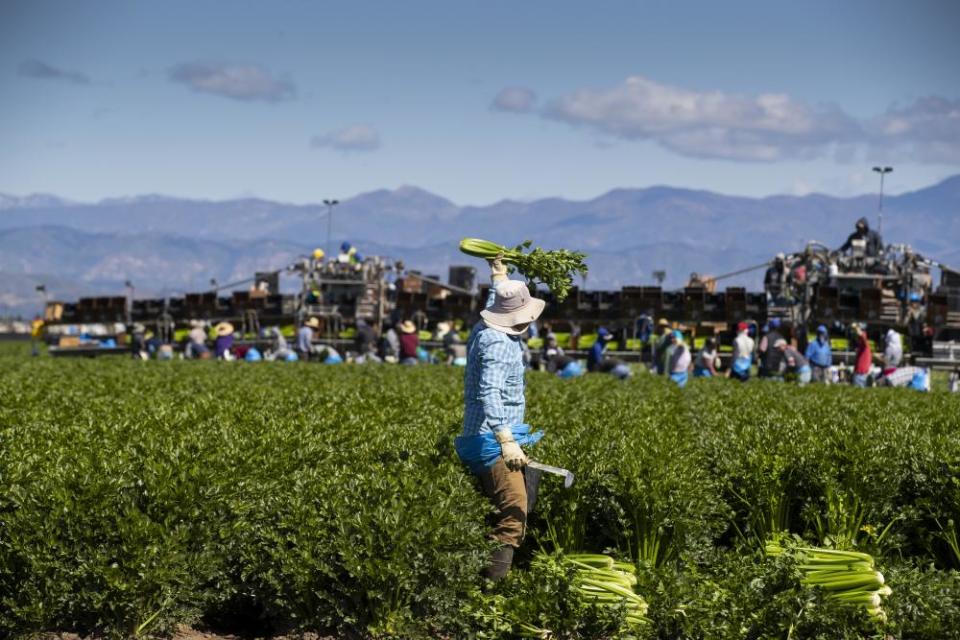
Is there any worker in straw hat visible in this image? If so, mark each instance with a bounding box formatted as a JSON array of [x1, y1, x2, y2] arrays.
[[398, 319, 420, 364], [454, 256, 546, 581], [213, 322, 235, 360], [297, 317, 320, 361]]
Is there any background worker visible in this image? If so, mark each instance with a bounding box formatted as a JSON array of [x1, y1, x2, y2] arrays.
[[758, 318, 785, 379], [186, 320, 209, 359], [587, 327, 631, 380], [775, 338, 812, 385], [213, 322, 235, 360], [729, 321, 754, 382], [297, 317, 319, 361], [455, 257, 546, 581], [354, 318, 379, 362], [805, 325, 833, 383], [667, 330, 691, 387], [398, 320, 420, 364], [851, 323, 872, 387], [654, 318, 672, 375], [693, 337, 719, 377], [445, 331, 467, 366], [882, 328, 903, 375]]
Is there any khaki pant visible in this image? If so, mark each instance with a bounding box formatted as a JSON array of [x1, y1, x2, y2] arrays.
[[478, 458, 528, 548]]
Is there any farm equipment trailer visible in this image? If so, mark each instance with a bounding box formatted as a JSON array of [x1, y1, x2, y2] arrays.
[[39, 239, 960, 370]]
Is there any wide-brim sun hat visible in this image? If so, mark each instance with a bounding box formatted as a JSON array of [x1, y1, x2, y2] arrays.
[[215, 322, 234, 336], [305, 317, 320, 329], [480, 280, 546, 336], [657, 318, 670, 327], [400, 320, 417, 334]]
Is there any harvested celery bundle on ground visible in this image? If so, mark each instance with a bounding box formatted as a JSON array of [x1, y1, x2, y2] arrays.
[[480, 551, 650, 638], [565, 553, 651, 630], [766, 541, 891, 622], [459, 237, 588, 301]]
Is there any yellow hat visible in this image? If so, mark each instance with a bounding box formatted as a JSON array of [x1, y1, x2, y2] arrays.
[[215, 322, 234, 337], [313, 248, 325, 259]]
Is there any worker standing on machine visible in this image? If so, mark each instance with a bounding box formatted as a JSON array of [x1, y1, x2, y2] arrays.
[[839, 217, 883, 258], [455, 257, 546, 582]]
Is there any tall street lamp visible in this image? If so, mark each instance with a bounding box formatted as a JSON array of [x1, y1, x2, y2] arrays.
[[872, 166, 893, 235], [323, 199, 339, 257], [124, 280, 134, 325]]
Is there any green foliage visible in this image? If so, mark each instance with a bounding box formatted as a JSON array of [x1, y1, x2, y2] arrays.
[[2, 354, 960, 638], [459, 237, 588, 301]]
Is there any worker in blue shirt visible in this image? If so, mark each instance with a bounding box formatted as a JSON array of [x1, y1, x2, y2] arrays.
[[804, 324, 833, 383], [456, 258, 546, 581]]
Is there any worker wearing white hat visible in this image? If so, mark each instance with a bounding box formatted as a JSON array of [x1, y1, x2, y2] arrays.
[[455, 257, 546, 581]]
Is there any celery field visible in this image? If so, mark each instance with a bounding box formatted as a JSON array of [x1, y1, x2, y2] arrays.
[[3, 353, 960, 639]]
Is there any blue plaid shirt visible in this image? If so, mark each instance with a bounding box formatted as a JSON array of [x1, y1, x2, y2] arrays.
[[462, 288, 525, 437]]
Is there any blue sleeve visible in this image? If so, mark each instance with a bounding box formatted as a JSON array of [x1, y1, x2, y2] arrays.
[[485, 284, 497, 310], [804, 343, 815, 361], [478, 335, 508, 433]]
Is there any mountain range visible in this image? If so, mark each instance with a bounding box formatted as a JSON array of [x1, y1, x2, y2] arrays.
[[2, 177, 959, 317]]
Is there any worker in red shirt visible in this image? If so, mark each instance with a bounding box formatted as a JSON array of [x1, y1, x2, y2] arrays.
[[851, 324, 872, 388]]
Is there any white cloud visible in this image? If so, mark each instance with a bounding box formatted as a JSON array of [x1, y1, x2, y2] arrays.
[[18, 59, 90, 85], [868, 96, 960, 163], [491, 86, 537, 113], [169, 61, 295, 102], [310, 124, 381, 152], [543, 75, 861, 161]]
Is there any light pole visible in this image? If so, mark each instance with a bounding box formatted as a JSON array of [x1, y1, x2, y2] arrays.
[[124, 280, 134, 325], [210, 278, 218, 292], [323, 199, 339, 258], [872, 166, 893, 235]]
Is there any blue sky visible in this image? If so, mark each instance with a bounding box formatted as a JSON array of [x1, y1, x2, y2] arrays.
[[1, 0, 958, 204]]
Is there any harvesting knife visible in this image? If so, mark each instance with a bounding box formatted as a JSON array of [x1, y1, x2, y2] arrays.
[[527, 460, 574, 489]]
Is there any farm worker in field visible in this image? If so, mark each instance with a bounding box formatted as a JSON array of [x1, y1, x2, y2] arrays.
[[445, 331, 468, 366], [728, 321, 754, 382], [839, 217, 883, 258], [805, 325, 833, 383], [587, 327, 613, 372], [214, 322, 235, 360], [398, 320, 420, 365], [668, 330, 691, 387], [851, 324, 872, 388], [455, 257, 546, 581], [297, 317, 319, 361], [693, 338, 719, 377], [587, 327, 631, 380], [654, 318, 672, 375], [317, 345, 343, 364], [882, 328, 903, 375], [354, 318, 378, 359], [758, 318, 785, 379], [775, 339, 812, 385], [186, 320, 209, 359]]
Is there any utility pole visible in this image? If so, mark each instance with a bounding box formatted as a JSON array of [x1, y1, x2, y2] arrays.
[[323, 199, 339, 257], [124, 280, 134, 326], [872, 166, 893, 235]]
